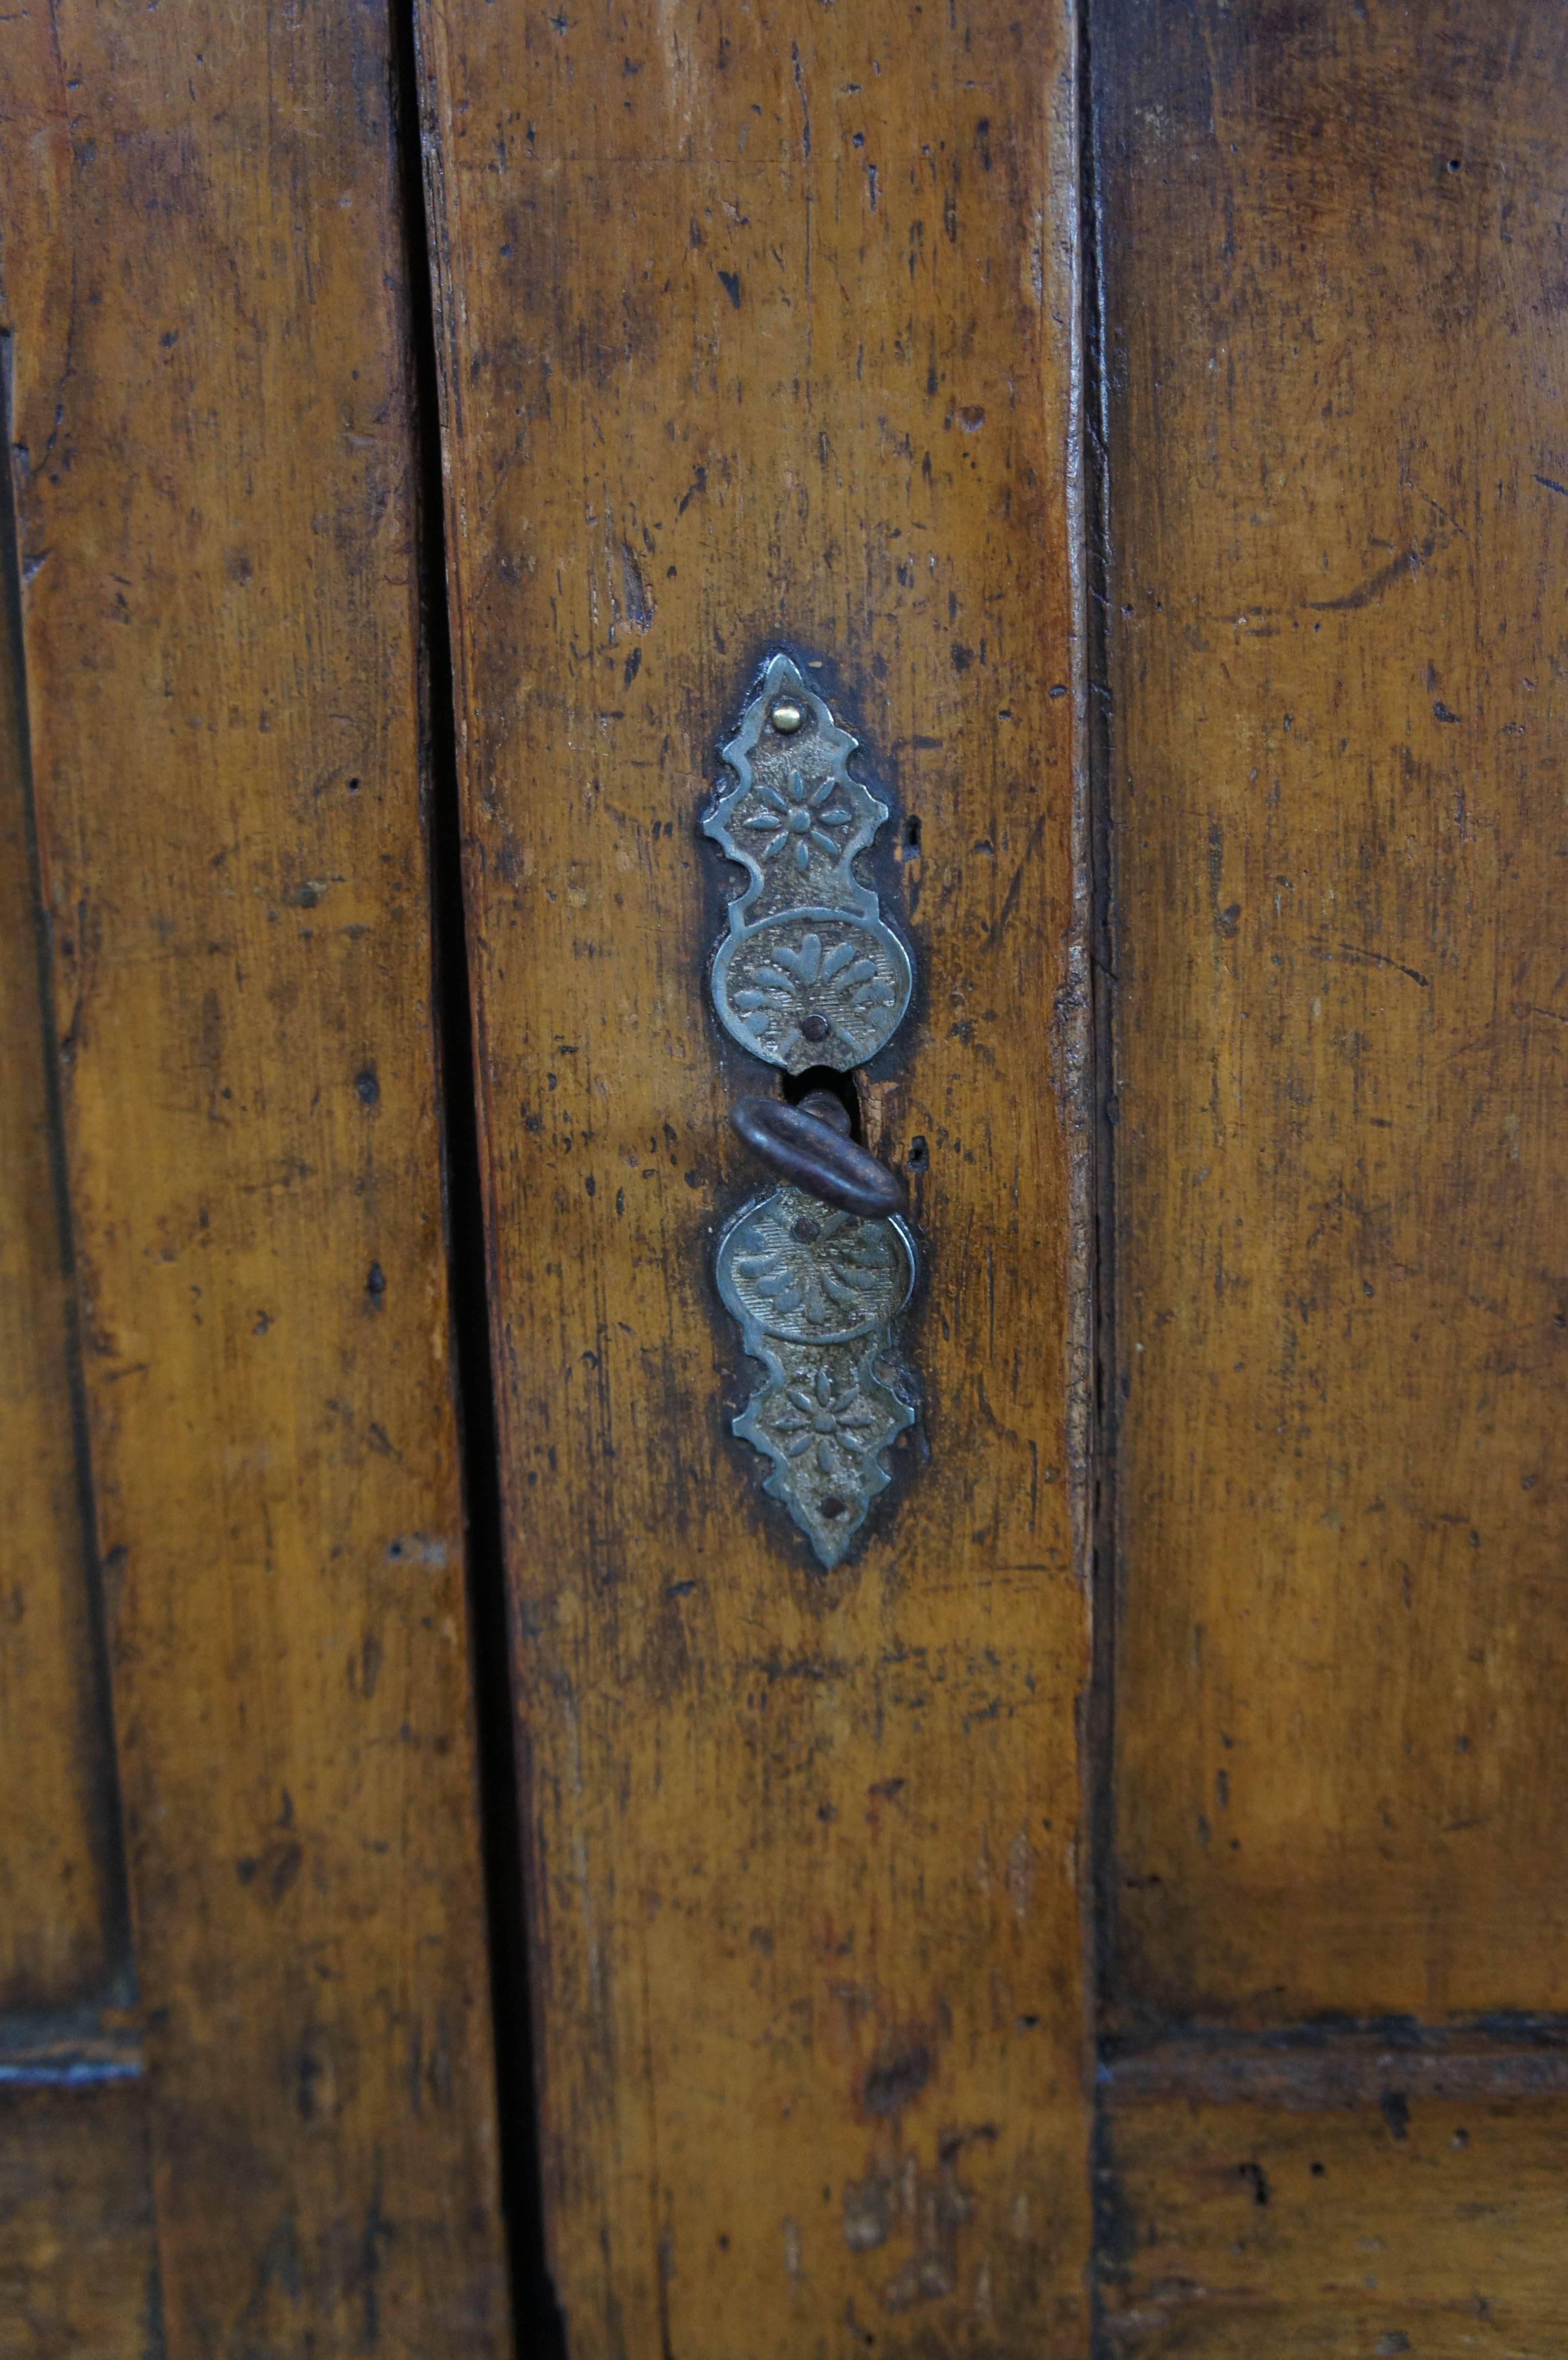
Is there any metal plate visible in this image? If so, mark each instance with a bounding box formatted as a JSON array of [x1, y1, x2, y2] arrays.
[[717, 1185, 917, 1568], [704, 652, 912, 1073]]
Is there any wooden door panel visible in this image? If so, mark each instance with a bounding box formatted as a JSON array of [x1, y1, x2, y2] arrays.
[[0, 4, 508, 2349], [414, 2, 1093, 2348], [1098, 0, 1568, 2025], [0, 381, 127, 2026]]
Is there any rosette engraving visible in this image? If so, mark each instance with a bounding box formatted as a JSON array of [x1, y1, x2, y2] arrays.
[[713, 916, 909, 1070]]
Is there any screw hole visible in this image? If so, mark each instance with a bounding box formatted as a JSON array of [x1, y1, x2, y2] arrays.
[[907, 1135, 928, 1173], [904, 814, 922, 853]]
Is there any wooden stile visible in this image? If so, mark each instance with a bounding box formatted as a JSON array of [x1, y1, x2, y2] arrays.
[[414, 2, 1095, 2349]]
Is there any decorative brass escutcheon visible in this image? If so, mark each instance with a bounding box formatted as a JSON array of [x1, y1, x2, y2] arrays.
[[707, 652, 920, 1568]]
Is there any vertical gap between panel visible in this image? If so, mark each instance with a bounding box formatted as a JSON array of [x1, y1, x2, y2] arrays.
[[1077, 0, 1121, 2339], [387, 18, 567, 2355]]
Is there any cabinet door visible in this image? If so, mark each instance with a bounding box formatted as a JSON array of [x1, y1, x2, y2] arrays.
[[0, 5, 508, 2351], [413, 1, 1096, 2348]]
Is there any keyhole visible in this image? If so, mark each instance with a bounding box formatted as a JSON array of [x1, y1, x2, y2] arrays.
[[781, 1063, 862, 1141]]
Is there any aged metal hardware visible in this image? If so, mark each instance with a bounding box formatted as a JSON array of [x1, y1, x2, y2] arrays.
[[715, 1184, 917, 1569], [703, 650, 912, 1073], [708, 653, 921, 1567], [729, 1095, 908, 1220]]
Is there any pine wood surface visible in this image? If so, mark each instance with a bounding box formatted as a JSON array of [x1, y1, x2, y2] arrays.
[[1097, 0, 1568, 2026], [0, 2086, 156, 2360], [0, 366, 122, 2015], [415, 1, 1094, 2349], [1098, 2088, 1568, 2354], [0, 5, 507, 2349], [4, 0, 1564, 2342]]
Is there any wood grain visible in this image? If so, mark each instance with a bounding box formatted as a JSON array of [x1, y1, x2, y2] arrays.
[[0, 6, 507, 2349], [1097, 0, 1568, 2025], [0, 2087, 156, 2360], [415, 2, 1093, 2349], [1099, 2088, 1568, 2354], [0, 360, 123, 2017]]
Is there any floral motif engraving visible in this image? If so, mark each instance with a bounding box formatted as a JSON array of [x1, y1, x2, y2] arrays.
[[719, 1184, 912, 1343], [737, 1338, 914, 1567], [705, 651, 912, 1071], [714, 914, 909, 1073], [774, 1364, 886, 1467], [717, 1184, 917, 1567], [745, 766, 857, 874]]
